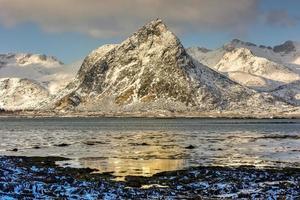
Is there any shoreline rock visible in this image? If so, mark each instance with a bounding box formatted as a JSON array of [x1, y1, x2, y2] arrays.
[[1, 156, 300, 199]]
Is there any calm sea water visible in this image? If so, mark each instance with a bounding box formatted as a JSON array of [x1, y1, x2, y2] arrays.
[[1, 117, 300, 177]]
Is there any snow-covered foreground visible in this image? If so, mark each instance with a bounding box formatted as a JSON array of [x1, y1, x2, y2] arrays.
[[1, 156, 299, 199]]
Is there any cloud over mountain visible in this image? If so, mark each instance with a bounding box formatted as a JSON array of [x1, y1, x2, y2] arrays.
[[0, 0, 260, 38]]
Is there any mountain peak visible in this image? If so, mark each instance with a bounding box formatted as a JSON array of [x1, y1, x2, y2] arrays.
[[142, 19, 167, 31], [273, 40, 296, 54], [229, 39, 257, 47], [188, 47, 211, 53], [52, 20, 285, 114], [129, 18, 175, 44], [0, 53, 63, 66]]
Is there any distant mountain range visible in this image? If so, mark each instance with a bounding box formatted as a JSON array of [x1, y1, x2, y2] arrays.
[[0, 19, 299, 117], [187, 39, 300, 105], [0, 53, 81, 110]]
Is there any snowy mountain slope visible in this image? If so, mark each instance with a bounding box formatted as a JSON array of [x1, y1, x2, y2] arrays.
[[227, 39, 300, 69], [0, 78, 49, 110], [187, 47, 224, 67], [0, 53, 63, 68], [187, 40, 300, 92], [188, 39, 300, 72], [0, 53, 82, 110], [0, 53, 80, 94], [48, 19, 287, 114], [270, 80, 300, 106], [215, 48, 300, 91]]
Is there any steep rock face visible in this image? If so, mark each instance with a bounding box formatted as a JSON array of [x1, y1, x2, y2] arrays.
[[52, 20, 283, 114], [0, 78, 49, 110]]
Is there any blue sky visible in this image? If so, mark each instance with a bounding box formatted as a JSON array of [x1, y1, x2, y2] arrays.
[[0, 0, 299, 63]]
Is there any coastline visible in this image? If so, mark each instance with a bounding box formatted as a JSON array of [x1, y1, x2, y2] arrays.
[[1, 110, 300, 119], [1, 155, 299, 199]]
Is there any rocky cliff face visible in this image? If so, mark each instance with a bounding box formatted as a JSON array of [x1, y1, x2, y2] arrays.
[[51, 20, 285, 114]]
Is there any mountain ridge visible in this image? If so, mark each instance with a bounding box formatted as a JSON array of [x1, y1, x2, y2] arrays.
[[0, 20, 299, 117], [187, 39, 300, 105], [46, 19, 288, 115]]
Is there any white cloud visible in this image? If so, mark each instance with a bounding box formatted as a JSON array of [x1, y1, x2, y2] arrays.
[[0, 0, 260, 38]]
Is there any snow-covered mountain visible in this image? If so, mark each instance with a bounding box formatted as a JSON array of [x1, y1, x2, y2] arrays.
[[45, 19, 289, 115], [187, 39, 300, 105], [0, 53, 63, 67], [270, 80, 300, 106], [0, 53, 80, 94], [0, 53, 81, 110], [1, 20, 299, 116], [0, 78, 49, 110], [215, 48, 300, 91], [227, 39, 300, 69]]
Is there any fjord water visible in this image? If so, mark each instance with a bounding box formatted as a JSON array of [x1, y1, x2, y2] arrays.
[[1, 118, 300, 177]]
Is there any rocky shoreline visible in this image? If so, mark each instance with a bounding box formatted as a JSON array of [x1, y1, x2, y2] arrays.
[[1, 156, 300, 199], [1, 109, 300, 119]]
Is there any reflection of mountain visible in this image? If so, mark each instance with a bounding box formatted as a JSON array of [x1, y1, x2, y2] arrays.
[[79, 158, 185, 178], [78, 131, 188, 177]]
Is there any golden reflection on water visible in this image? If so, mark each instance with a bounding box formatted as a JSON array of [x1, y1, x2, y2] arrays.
[[79, 158, 186, 178], [73, 131, 189, 177], [53, 130, 300, 177]]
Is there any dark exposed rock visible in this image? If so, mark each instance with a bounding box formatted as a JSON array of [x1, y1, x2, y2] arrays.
[[83, 141, 106, 146], [128, 142, 150, 146], [185, 145, 196, 149], [1, 156, 300, 199], [231, 39, 257, 47], [273, 40, 296, 54], [194, 47, 211, 53], [54, 143, 70, 147], [7, 148, 18, 152]]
